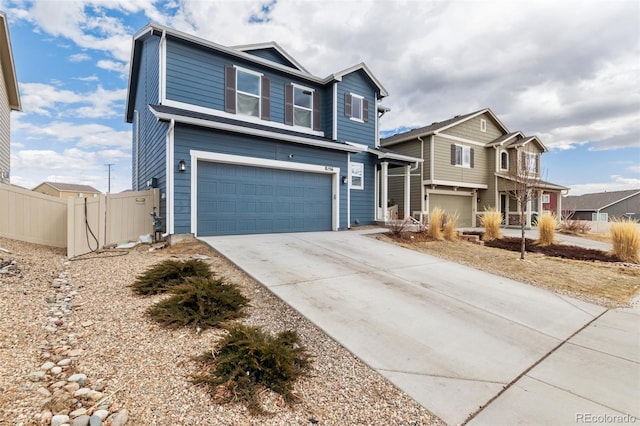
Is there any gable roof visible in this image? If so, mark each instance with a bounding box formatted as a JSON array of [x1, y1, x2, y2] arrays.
[[488, 131, 524, 147], [126, 23, 387, 121], [563, 189, 640, 211], [381, 108, 509, 146], [232, 41, 309, 73], [0, 12, 21, 111], [506, 135, 548, 153], [34, 182, 101, 193]]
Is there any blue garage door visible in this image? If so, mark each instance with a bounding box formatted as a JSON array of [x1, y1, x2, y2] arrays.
[[197, 161, 333, 236]]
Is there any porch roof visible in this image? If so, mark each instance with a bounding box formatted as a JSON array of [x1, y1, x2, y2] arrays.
[[495, 172, 569, 191]]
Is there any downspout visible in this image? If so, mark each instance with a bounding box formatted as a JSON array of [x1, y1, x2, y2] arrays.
[[159, 29, 167, 104], [418, 136, 425, 214], [347, 152, 351, 229], [166, 118, 175, 235]]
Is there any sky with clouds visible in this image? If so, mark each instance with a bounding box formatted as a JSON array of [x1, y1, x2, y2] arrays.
[[1, 0, 639, 195]]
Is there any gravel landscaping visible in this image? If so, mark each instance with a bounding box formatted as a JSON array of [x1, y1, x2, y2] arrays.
[[0, 236, 443, 425]]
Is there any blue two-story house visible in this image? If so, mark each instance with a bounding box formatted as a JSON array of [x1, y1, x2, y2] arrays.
[[125, 24, 419, 236]]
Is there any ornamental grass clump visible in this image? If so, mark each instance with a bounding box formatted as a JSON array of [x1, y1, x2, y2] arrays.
[[610, 218, 640, 264], [131, 259, 211, 295], [194, 324, 310, 413], [480, 207, 502, 241], [443, 212, 459, 241], [427, 207, 444, 240], [537, 213, 558, 246], [147, 276, 249, 330]]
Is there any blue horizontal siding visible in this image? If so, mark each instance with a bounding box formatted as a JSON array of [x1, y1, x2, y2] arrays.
[[349, 151, 376, 226], [243, 48, 298, 69], [133, 35, 169, 223], [165, 38, 325, 130], [337, 70, 377, 147], [172, 125, 349, 234]]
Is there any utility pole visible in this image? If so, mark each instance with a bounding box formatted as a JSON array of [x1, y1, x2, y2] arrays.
[[105, 163, 114, 193]]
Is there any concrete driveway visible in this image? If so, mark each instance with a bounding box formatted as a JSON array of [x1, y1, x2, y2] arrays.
[[201, 230, 639, 425]]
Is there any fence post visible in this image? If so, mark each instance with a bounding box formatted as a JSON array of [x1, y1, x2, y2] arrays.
[[66, 197, 74, 258]]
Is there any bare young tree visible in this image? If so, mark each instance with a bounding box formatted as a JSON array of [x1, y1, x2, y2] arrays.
[[506, 150, 541, 260]]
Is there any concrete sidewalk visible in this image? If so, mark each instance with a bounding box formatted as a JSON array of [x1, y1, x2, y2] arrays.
[[201, 230, 639, 425]]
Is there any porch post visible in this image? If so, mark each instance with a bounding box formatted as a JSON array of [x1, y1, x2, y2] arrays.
[[374, 167, 380, 221], [381, 161, 389, 222], [557, 192, 562, 218], [403, 165, 411, 219]]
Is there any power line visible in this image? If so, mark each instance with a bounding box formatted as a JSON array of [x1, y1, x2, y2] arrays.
[[105, 163, 114, 193]]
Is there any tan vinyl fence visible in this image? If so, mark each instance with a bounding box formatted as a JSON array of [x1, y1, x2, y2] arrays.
[[1, 182, 160, 257]]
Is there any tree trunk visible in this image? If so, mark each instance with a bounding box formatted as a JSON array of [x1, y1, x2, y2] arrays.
[[520, 201, 526, 260]]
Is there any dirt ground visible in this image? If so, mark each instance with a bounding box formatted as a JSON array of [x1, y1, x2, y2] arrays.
[[378, 233, 640, 308]]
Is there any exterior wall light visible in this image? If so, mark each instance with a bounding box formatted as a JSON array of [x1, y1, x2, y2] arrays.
[[342, 176, 348, 185], [178, 160, 186, 172]]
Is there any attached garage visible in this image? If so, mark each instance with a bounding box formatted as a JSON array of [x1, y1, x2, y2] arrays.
[[429, 193, 473, 227], [196, 160, 334, 236]]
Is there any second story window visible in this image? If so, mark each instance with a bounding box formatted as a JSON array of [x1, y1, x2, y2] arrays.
[[225, 65, 270, 121], [293, 86, 313, 128], [344, 93, 368, 122], [500, 150, 508, 170], [285, 83, 321, 131], [451, 144, 474, 168], [523, 152, 538, 174], [236, 69, 261, 117]]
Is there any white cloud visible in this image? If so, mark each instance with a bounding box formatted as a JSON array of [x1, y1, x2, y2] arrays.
[[68, 52, 91, 62], [98, 149, 129, 161], [11, 148, 96, 171], [74, 75, 100, 82], [96, 59, 128, 75], [16, 120, 130, 149], [18, 82, 126, 119]]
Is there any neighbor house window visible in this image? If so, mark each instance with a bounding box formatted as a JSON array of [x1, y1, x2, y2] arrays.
[[500, 150, 508, 170], [344, 93, 368, 122], [350, 162, 364, 189], [523, 152, 538, 174], [480, 118, 487, 132], [541, 194, 550, 204], [225, 65, 271, 120], [293, 86, 313, 128], [451, 144, 474, 168]]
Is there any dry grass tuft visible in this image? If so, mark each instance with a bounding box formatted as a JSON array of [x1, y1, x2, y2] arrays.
[[443, 212, 459, 241], [537, 213, 558, 246], [480, 208, 502, 241], [610, 218, 640, 263], [427, 207, 444, 240]]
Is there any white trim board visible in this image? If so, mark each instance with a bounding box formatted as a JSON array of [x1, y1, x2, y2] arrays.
[[423, 179, 488, 189], [189, 150, 341, 235]]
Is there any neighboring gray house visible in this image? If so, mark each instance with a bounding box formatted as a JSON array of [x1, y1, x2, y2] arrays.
[[381, 109, 568, 227], [125, 24, 419, 236], [563, 189, 640, 221], [0, 11, 21, 183]]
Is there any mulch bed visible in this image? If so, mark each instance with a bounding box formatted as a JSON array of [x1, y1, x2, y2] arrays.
[[465, 232, 621, 263]]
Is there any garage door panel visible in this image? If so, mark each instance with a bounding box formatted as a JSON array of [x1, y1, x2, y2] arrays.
[[197, 161, 332, 236], [430, 194, 473, 227]]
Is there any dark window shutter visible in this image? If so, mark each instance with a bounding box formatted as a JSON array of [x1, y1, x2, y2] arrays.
[[344, 93, 352, 117], [261, 77, 270, 121], [312, 91, 321, 131], [451, 144, 456, 165], [470, 148, 475, 168], [284, 84, 293, 126], [535, 154, 539, 173], [521, 152, 526, 171], [224, 65, 236, 113], [363, 98, 369, 122]]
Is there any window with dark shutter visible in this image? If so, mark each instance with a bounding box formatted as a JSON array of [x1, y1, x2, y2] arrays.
[[284, 84, 293, 125], [451, 144, 457, 165], [344, 93, 352, 117], [224, 65, 236, 113], [470, 148, 474, 168], [260, 77, 270, 121], [312, 90, 321, 131], [363, 98, 369, 122]]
